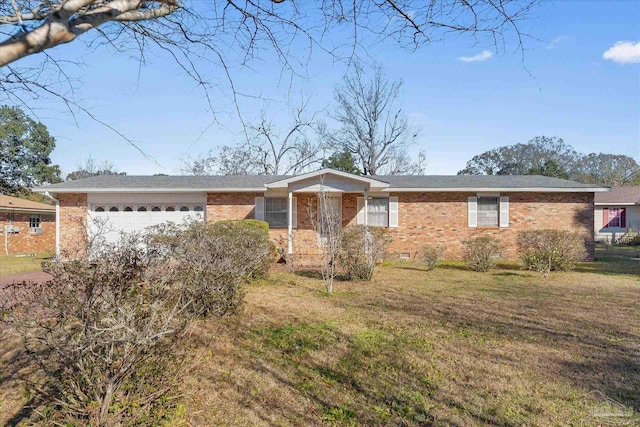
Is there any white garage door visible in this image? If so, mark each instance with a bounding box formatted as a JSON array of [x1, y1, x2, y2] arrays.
[[87, 193, 206, 244]]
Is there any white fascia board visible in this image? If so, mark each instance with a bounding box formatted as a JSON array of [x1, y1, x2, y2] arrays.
[[0, 207, 55, 213], [33, 187, 267, 193], [594, 202, 639, 206], [386, 187, 610, 193], [266, 168, 389, 189]]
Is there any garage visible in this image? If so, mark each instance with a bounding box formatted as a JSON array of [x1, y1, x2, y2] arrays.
[[87, 193, 206, 243]]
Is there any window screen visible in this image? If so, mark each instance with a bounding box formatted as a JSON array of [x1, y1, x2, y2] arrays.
[[265, 197, 288, 228], [477, 197, 499, 227]]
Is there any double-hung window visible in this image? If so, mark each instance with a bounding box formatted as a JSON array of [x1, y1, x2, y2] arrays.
[[603, 207, 626, 228], [477, 197, 499, 227], [367, 198, 389, 227], [29, 214, 41, 231], [265, 197, 288, 228]]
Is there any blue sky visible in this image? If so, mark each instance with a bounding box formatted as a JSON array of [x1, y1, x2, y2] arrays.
[[27, 0, 640, 176]]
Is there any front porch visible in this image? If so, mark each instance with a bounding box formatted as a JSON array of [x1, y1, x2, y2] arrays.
[[253, 169, 398, 259]]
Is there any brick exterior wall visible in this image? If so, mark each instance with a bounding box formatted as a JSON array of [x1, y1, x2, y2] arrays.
[[205, 191, 594, 260], [57, 191, 594, 261], [58, 193, 88, 258], [386, 192, 594, 260], [0, 211, 55, 255]]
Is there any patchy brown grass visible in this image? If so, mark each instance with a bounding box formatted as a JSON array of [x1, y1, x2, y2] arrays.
[[2, 256, 639, 426], [0, 253, 52, 277]]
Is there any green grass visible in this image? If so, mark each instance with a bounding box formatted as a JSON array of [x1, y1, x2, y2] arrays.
[[0, 252, 52, 276]]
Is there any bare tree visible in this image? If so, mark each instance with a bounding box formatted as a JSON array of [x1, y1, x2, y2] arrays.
[[183, 100, 322, 175], [182, 147, 260, 176], [66, 156, 125, 180], [307, 184, 342, 293], [323, 64, 421, 175], [0, 1, 541, 119]]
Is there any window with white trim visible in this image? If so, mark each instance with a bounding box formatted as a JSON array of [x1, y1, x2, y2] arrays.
[[603, 207, 625, 228], [477, 197, 499, 227], [29, 214, 41, 230], [367, 198, 388, 227], [265, 197, 288, 228]]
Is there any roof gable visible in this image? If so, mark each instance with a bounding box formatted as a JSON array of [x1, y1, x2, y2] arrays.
[[265, 168, 389, 190]]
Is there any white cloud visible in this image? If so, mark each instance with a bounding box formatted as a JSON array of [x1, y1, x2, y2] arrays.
[[546, 35, 570, 49], [458, 50, 493, 63], [602, 41, 640, 64]]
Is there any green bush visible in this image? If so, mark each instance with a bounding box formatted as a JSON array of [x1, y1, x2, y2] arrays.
[[210, 220, 274, 279], [170, 220, 275, 316], [216, 219, 270, 235], [338, 225, 391, 281], [517, 230, 585, 279], [463, 236, 501, 272], [418, 244, 444, 270]]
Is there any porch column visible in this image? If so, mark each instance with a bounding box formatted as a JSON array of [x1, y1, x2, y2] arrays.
[[363, 188, 368, 227], [288, 191, 293, 254]]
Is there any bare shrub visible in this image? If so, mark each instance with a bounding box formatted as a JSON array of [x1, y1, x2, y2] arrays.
[[1, 219, 275, 425], [418, 244, 444, 271], [339, 225, 391, 281], [1, 234, 192, 426], [517, 230, 586, 279], [308, 190, 343, 293], [463, 236, 501, 272]]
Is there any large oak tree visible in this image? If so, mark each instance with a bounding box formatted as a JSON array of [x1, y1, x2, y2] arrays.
[[0, 105, 61, 194]]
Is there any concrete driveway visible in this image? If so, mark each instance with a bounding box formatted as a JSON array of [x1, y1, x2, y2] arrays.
[[0, 271, 52, 286]]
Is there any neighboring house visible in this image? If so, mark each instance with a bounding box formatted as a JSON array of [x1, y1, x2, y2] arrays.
[[0, 194, 56, 255], [594, 186, 640, 244], [33, 169, 608, 261]]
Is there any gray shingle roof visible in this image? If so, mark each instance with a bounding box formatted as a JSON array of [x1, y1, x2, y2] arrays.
[[594, 186, 640, 204], [33, 173, 607, 192], [377, 175, 604, 189]]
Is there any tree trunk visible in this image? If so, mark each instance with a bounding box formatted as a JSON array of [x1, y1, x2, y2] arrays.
[[99, 382, 115, 426]]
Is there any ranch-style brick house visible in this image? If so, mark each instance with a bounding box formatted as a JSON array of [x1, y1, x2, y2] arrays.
[[1, 194, 56, 255], [33, 169, 608, 262]]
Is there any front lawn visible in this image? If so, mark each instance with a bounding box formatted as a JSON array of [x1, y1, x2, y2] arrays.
[[1, 256, 638, 425], [178, 258, 639, 426], [0, 253, 52, 277]]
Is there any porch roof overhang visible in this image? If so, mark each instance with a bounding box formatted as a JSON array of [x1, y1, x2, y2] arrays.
[[264, 168, 390, 193]]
